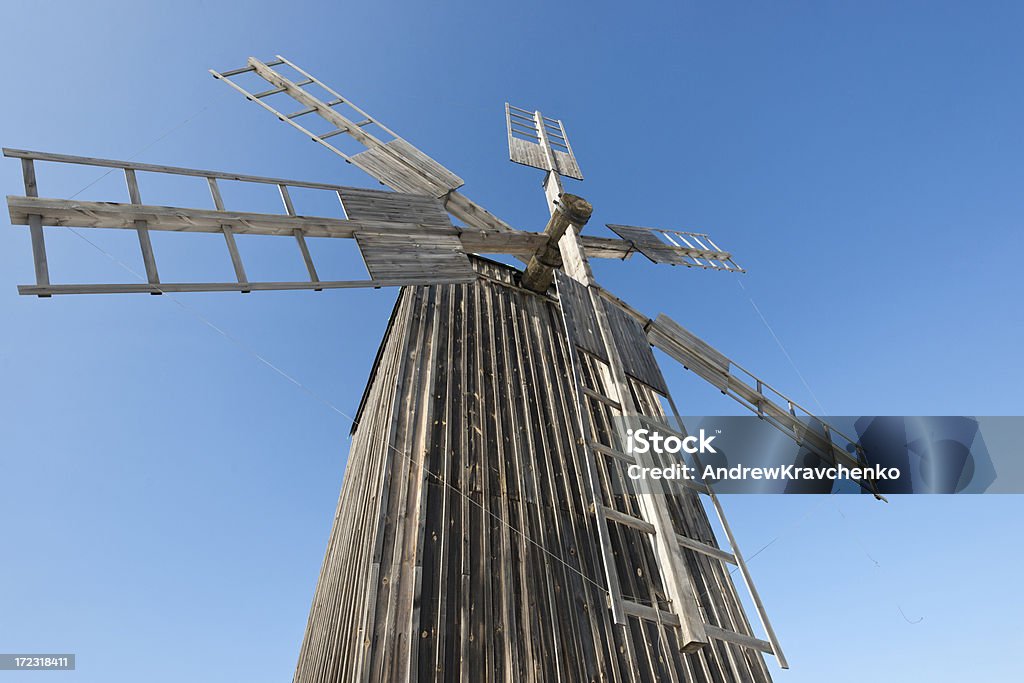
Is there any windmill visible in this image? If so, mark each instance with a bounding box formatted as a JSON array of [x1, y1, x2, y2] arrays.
[[5, 55, 884, 682]]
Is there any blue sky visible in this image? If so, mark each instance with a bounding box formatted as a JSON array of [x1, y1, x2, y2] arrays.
[[1, 1, 1022, 681]]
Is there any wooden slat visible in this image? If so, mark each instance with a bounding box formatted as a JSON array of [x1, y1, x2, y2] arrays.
[[337, 186, 452, 227], [555, 273, 606, 361], [602, 297, 669, 393], [293, 229, 321, 289], [355, 232, 474, 283], [207, 177, 225, 210], [620, 599, 681, 628], [279, 184, 296, 216], [21, 159, 49, 291], [607, 224, 688, 265], [588, 441, 636, 465], [580, 386, 620, 411], [599, 505, 655, 535], [676, 533, 737, 566], [124, 169, 160, 287], [703, 624, 774, 654], [17, 276, 474, 296], [3, 147, 369, 193], [221, 225, 249, 291]]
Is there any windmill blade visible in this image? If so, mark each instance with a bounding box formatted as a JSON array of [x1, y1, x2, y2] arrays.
[[607, 224, 745, 272], [592, 283, 883, 498], [505, 103, 583, 180], [644, 312, 884, 498], [211, 56, 519, 236], [4, 149, 635, 296]]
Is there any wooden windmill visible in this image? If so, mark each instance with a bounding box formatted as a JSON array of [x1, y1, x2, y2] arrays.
[[5, 56, 883, 682]]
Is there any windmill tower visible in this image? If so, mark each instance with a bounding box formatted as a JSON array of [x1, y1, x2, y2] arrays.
[[5, 56, 884, 682]]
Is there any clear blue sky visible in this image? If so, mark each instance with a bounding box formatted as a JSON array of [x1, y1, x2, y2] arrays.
[[1, 1, 1022, 681]]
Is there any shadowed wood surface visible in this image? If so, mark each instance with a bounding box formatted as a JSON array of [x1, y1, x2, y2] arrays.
[[292, 257, 771, 682]]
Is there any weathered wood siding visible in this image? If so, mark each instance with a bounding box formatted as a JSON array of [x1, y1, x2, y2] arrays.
[[293, 257, 771, 683]]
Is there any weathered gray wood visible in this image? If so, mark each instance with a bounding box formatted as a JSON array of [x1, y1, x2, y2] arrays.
[[9, 196, 635, 264], [207, 177, 225, 210], [278, 184, 296, 216], [585, 280, 709, 653], [20, 158, 38, 197], [675, 532, 738, 566], [291, 256, 772, 682], [355, 232, 475, 283], [21, 159, 49, 291], [3, 147, 367, 192], [17, 275, 475, 296], [27, 214, 49, 290], [648, 312, 881, 499], [521, 194, 592, 293], [292, 229, 320, 289], [124, 169, 160, 287], [607, 224, 743, 271], [221, 225, 249, 290], [601, 297, 670, 394], [243, 57, 462, 198], [703, 625, 774, 654], [505, 105, 583, 180]]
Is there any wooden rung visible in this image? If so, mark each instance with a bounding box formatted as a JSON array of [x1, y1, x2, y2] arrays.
[[134, 219, 160, 290], [637, 415, 686, 440], [221, 225, 249, 293], [703, 624, 774, 654], [581, 386, 621, 411], [278, 185, 296, 216], [294, 230, 321, 291], [217, 65, 255, 77], [207, 177, 225, 210], [588, 441, 635, 465], [599, 505, 655, 534], [256, 78, 314, 98], [620, 599, 681, 628], [676, 533, 736, 565], [265, 58, 284, 67], [28, 214, 50, 292], [286, 106, 317, 119], [254, 86, 286, 99]]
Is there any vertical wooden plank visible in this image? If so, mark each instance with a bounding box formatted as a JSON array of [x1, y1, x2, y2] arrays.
[[221, 225, 249, 293], [207, 177, 225, 210], [124, 168, 160, 289], [21, 159, 50, 294], [293, 230, 321, 291], [279, 184, 297, 216]]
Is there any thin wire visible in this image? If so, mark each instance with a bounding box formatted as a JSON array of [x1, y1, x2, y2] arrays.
[[831, 498, 923, 625], [67, 106, 211, 200], [736, 279, 828, 416]]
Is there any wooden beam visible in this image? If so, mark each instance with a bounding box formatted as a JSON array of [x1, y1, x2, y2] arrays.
[[20, 159, 49, 293], [3, 147, 364, 193], [17, 275, 476, 296], [221, 225, 249, 292], [293, 229, 321, 290], [521, 194, 593, 293], [279, 184, 296, 216], [208, 177, 225, 210], [7, 196, 637, 263], [124, 169, 160, 289]]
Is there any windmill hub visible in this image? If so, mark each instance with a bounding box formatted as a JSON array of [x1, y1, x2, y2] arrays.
[[521, 193, 593, 293]]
